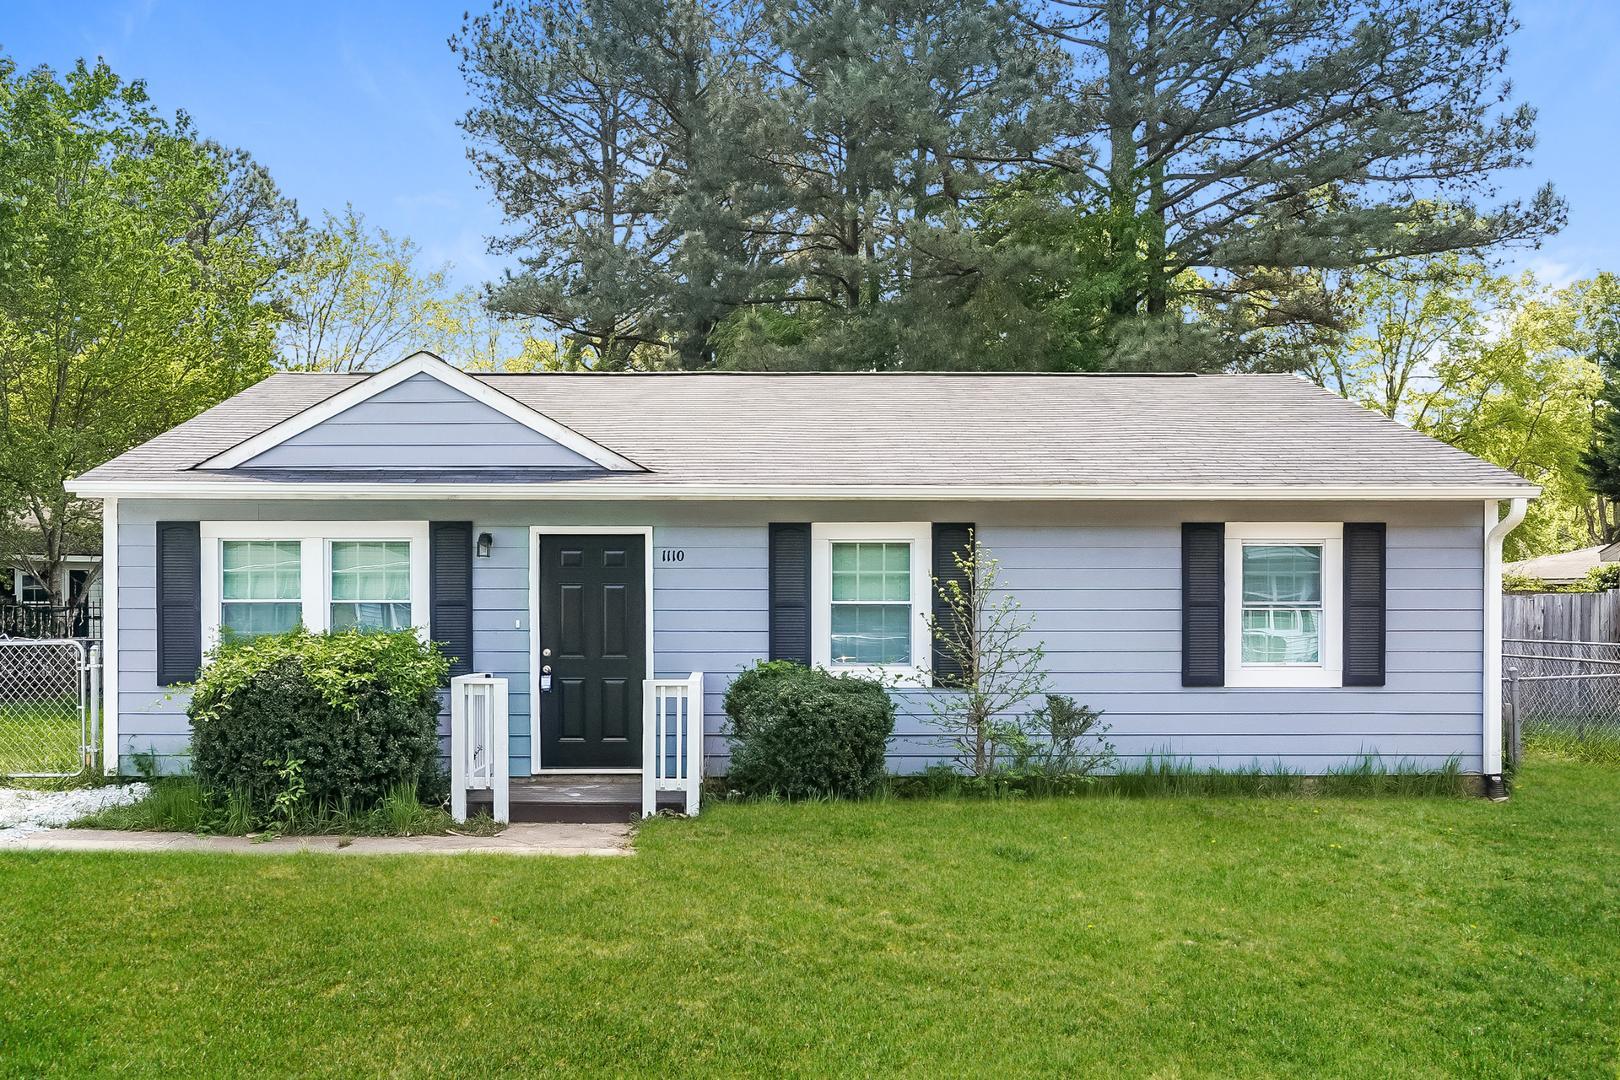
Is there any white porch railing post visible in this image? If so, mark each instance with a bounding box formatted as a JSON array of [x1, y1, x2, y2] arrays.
[[641, 684, 658, 818], [642, 672, 704, 818], [450, 677, 468, 823], [492, 677, 510, 824], [686, 671, 704, 816], [450, 673, 510, 825]]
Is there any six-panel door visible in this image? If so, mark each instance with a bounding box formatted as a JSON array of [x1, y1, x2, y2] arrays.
[[538, 534, 646, 768]]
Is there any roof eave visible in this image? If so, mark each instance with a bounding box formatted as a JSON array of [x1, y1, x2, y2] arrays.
[[64, 479, 1542, 501]]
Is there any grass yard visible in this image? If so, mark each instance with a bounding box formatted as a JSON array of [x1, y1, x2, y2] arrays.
[[0, 698, 83, 777], [1, 759, 1616, 1077]]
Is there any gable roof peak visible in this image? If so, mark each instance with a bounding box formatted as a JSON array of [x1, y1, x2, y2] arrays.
[[196, 348, 644, 472]]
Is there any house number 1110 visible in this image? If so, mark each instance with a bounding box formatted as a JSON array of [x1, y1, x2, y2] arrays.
[[658, 548, 686, 563]]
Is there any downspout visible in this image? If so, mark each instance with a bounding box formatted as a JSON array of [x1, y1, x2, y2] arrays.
[[1482, 497, 1529, 798]]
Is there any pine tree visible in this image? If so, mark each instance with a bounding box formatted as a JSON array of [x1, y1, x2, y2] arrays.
[[1022, 0, 1564, 370]]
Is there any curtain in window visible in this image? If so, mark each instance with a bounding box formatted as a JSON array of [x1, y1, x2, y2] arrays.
[[221, 540, 302, 638], [330, 541, 412, 631], [830, 541, 911, 665]]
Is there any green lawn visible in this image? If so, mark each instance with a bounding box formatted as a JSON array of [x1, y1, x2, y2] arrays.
[[0, 698, 82, 776], [2, 760, 1616, 1077]]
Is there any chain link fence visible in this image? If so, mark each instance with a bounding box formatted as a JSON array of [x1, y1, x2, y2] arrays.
[[1503, 639, 1620, 768], [0, 639, 98, 778]]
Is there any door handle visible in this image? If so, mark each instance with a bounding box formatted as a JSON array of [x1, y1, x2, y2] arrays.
[[542, 665, 552, 674]]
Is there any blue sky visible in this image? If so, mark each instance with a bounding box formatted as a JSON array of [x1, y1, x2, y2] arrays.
[[6, 0, 1619, 292]]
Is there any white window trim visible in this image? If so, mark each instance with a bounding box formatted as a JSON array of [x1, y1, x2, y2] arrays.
[[810, 522, 932, 682], [16, 571, 50, 606], [200, 521, 430, 654], [1224, 522, 1343, 689]]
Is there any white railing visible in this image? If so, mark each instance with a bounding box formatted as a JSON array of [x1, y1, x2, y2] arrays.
[[642, 672, 704, 818], [451, 673, 509, 824]]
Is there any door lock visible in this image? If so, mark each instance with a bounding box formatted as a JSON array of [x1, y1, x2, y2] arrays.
[[542, 648, 552, 657]]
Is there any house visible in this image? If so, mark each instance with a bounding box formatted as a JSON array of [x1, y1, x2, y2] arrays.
[[1505, 542, 1620, 587], [2, 545, 104, 640], [66, 351, 1535, 803], [6, 558, 103, 608]]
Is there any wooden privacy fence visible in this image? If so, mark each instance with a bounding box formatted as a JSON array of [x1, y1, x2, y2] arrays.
[[1503, 590, 1620, 643]]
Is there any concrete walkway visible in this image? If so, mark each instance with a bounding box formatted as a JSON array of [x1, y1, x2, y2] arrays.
[[1, 822, 634, 857]]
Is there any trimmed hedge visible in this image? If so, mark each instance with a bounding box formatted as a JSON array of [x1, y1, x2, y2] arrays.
[[187, 628, 447, 810], [722, 661, 894, 798]]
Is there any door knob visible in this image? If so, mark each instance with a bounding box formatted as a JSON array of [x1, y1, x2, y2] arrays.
[[542, 665, 552, 674]]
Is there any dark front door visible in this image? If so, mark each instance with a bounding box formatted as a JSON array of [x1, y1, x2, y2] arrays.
[[538, 534, 646, 768]]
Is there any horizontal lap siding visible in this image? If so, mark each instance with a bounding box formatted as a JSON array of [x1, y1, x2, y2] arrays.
[[243, 374, 600, 470], [652, 527, 770, 772], [970, 516, 1485, 772], [114, 514, 191, 772], [472, 525, 532, 774], [112, 500, 1486, 776]]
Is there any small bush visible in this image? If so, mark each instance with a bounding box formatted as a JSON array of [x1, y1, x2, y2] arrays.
[[188, 628, 447, 813], [723, 661, 895, 798]]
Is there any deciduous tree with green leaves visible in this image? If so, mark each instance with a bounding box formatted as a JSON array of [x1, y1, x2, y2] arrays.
[[1307, 260, 1615, 558], [0, 58, 284, 605]]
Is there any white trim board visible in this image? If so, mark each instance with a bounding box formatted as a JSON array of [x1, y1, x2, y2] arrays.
[[1222, 521, 1344, 689], [195, 351, 643, 473], [101, 497, 118, 775], [809, 522, 933, 684], [527, 525, 656, 775], [68, 479, 1541, 501], [198, 521, 431, 655]]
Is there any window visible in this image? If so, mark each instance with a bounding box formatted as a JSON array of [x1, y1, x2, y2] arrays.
[[329, 541, 412, 631], [1224, 523, 1342, 687], [17, 573, 49, 606], [221, 540, 303, 639], [1241, 545, 1322, 664], [811, 523, 931, 679], [830, 542, 913, 666], [200, 522, 429, 653]]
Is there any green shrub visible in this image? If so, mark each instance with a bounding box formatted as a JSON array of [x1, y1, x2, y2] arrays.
[[187, 628, 447, 812], [723, 661, 894, 798]]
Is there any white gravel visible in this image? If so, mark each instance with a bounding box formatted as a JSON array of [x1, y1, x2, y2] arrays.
[[0, 783, 151, 842]]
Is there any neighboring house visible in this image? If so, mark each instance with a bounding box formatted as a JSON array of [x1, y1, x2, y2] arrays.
[[2, 553, 104, 640], [1505, 543, 1620, 586], [7, 557, 104, 608], [67, 352, 1535, 786]]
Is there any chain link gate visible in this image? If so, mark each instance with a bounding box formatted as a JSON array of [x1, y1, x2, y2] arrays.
[[0, 639, 100, 778], [1503, 638, 1620, 769]]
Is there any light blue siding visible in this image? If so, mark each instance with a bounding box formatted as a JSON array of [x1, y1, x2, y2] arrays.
[[472, 525, 532, 772], [242, 373, 601, 470], [653, 527, 770, 749], [968, 520, 1484, 771], [110, 499, 1487, 776]]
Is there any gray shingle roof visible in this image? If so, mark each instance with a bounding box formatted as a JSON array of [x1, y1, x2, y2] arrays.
[[70, 370, 1535, 497]]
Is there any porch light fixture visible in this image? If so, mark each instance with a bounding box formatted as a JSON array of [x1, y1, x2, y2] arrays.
[[476, 532, 494, 559]]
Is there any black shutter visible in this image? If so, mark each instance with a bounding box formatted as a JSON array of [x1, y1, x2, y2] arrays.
[[1343, 522, 1387, 686], [1182, 523, 1225, 687], [430, 522, 475, 679], [768, 523, 811, 665], [931, 523, 974, 688], [155, 521, 201, 686]]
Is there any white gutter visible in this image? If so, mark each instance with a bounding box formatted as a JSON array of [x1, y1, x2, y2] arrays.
[[65, 480, 1542, 502], [1482, 497, 1529, 785]]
